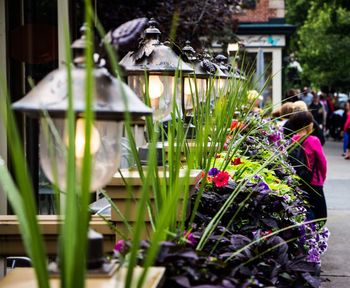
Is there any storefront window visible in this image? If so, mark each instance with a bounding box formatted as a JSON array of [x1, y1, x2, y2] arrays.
[[8, 0, 58, 213], [241, 51, 273, 107]]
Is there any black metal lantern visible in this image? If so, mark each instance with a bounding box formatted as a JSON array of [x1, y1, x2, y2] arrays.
[[12, 27, 152, 192], [182, 41, 211, 115], [206, 53, 227, 97], [119, 18, 194, 121]]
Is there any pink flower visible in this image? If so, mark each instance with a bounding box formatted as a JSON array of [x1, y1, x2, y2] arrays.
[[184, 231, 197, 246], [213, 171, 230, 187], [113, 240, 125, 253]]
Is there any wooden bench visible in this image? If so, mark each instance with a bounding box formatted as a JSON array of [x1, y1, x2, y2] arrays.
[[0, 215, 116, 277]]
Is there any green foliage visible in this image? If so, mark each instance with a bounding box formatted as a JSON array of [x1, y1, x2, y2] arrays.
[[298, 3, 350, 90], [285, 0, 312, 28], [286, 0, 350, 90]]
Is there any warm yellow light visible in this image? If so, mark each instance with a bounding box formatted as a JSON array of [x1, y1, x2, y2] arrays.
[[74, 119, 101, 159], [148, 75, 164, 99], [142, 75, 164, 110]]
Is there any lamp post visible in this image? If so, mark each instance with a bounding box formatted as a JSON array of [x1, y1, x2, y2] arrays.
[[119, 18, 194, 122], [12, 25, 153, 193]]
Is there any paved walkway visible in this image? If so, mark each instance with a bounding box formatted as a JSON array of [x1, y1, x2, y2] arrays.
[[321, 140, 350, 287]]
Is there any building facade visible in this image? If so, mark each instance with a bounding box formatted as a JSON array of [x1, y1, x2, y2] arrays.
[[229, 0, 294, 107]]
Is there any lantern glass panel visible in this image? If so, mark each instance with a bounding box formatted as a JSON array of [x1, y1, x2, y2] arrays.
[[214, 78, 228, 97], [184, 77, 207, 114], [39, 118, 123, 192], [128, 74, 181, 121]]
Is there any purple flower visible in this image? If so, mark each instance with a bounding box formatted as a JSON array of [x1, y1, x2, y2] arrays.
[[286, 176, 293, 186], [268, 132, 281, 143], [253, 175, 262, 181], [283, 194, 291, 202], [306, 238, 317, 248], [309, 223, 317, 232], [257, 182, 270, 193], [299, 224, 306, 236], [307, 247, 321, 263], [208, 167, 220, 176], [319, 240, 328, 253], [320, 227, 330, 239], [300, 235, 307, 245], [113, 239, 125, 253]]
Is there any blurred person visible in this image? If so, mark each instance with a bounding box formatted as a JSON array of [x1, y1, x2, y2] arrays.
[[286, 89, 299, 103], [300, 87, 313, 106], [283, 101, 325, 145], [328, 105, 345, 140], [278, 102, 294, 126], [342, 100, 350, 156], [325, 93, 335, 136], [289, 111, 327, 222], [271, 106, 281, 119], [309, 92, 324, 127], [343, 100, 350, 159], [319, 93, 328, 128]]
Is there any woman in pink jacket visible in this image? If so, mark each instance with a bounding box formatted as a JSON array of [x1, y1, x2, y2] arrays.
[[289, 111, 327, 223]]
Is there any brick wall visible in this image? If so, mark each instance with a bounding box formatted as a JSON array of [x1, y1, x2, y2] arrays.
[[235, 0, 285, 22]]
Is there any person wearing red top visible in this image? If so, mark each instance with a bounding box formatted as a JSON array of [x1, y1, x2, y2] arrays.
[[289, 111, 328, 223], [343, 100, 350, 159]]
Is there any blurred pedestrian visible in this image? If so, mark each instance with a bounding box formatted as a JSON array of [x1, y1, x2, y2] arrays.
[[343, 100, 350, 159], [300, 87, 313, 106], [309, 92, 324, 128], [286, 89, 299, 103], [319, 93, 328, 129], [278, 102, 294, 126], [289, 111, 327, 223], [343, 100, 350, 156], [283, 101, 325, 145]]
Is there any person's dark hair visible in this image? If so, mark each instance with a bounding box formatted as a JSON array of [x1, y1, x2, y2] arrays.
[[288, 111, 313, 131]]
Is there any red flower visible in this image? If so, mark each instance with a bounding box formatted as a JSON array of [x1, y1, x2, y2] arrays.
[[213, 171, 230, 187], [231, 158, 243, 166], [230, 119, 239, 130]]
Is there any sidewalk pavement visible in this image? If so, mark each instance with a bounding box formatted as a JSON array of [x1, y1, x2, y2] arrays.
[[321, 140, 350, 287]]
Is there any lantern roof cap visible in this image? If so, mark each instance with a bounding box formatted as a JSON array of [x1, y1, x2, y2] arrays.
[[144, 18, 161, 37], [120, 19, 194, 75]]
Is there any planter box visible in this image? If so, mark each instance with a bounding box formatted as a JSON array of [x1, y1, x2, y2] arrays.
[[0, 266, 165, 288], [0, 215, 115, 257], [105, 168, 202, 236]]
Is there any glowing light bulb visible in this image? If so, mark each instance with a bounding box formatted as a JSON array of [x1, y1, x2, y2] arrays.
[[145, 75, 164, 109], [74, 119, 101, 159]]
